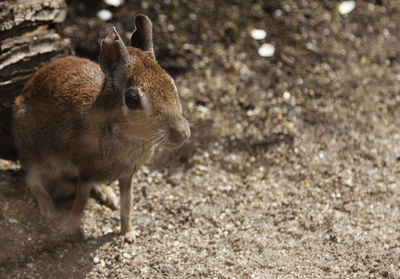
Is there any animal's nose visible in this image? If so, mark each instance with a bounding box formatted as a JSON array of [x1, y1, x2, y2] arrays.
[[168, 117, 190, 148]]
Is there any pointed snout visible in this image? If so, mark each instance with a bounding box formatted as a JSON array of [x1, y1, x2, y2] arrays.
[[166, 116, 190, 149]]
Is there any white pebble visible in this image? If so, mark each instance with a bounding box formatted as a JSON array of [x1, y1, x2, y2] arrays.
[[123, 252, 132, 259], [338, 1, 355, 15], [197, 165, 207, 171], [283, 91, 291, 100], [103, 0, 123, 7], [258, 43, 275, 57], [93, 256, 100, 264], [383, 29, 390, 36], [275, 9, 283, 17], [250, 29, 267, 40], [8, 218, 18, 224], [167, 24, 175, 32], [97, 9, 113, 21]]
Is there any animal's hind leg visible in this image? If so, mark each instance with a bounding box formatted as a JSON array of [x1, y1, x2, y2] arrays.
[[26, 166, 56, 218], [45, 173, 78, 201], [92, 183, 119, 210]]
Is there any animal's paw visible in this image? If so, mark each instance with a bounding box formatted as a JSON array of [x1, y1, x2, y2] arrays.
[[92, 184, 119, 210], [121, 229, 139, 243], [59, 214, 81, 237], [38, 201, 56, 219]]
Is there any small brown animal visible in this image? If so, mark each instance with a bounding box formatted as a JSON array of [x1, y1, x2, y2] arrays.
[[12, 15, 190, 241]]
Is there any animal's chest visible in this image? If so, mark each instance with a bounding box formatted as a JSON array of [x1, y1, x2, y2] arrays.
[[79, 136, 154, 182]]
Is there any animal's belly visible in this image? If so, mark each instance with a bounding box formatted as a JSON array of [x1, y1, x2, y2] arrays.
[[79, 146, 154, 182]]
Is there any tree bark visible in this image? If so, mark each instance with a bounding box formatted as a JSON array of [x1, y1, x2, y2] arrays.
[[0, 0, 72, 159]]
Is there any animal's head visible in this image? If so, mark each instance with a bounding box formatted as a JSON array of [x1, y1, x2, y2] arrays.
[[99, 14, 190, 149]]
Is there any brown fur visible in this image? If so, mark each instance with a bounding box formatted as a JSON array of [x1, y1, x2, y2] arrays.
[[12, 15, 190, 241]]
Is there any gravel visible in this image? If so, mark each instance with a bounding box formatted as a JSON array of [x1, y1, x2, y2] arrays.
[[1, 0, 400, 278]]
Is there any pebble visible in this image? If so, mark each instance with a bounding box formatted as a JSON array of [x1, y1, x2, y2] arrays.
[[275, 9, 282, 17], [103, 0, 123, 7], [102, 225, 113, 234], [97, 10, 113, 21], [258, 43, 275, 57], [167, 176, 180, 186], [8, 218, 18, 224], [250, 29, 267, 40], [338, 1, 355, 15], [123, 252, 132, 259], [93, 256, 100, 264], [283, 91, 291, 100]]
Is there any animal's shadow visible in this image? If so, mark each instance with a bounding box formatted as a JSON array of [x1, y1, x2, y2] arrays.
[[0, 168, 115, 278]]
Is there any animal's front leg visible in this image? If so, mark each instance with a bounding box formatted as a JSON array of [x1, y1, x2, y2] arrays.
[[61, 177, 92, 235], [119, 175, 135, 242]]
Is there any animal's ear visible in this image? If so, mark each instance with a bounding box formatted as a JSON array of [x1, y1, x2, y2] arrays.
[[131, 14, 155, 58], [99, 27, 130, 76]]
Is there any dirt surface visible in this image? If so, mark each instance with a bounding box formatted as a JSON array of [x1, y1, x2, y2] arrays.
[[1, 0, 400, 278]]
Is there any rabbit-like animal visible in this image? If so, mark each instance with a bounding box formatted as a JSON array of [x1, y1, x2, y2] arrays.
[[12, 15, 190, 241]]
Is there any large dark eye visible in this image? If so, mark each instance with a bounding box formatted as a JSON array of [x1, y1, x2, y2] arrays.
[[124, 88, 142, 110]]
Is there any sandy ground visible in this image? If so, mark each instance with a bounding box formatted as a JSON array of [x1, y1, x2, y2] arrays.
[[1, 0, 400, 278]]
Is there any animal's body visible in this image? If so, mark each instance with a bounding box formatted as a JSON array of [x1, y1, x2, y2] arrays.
[[12, 15, 190, 241]]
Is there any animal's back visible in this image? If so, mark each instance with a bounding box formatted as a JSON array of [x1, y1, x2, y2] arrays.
[[18, 56, 104, 111], [13, 56, 104, 166]]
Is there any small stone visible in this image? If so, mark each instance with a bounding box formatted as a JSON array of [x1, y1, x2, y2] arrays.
[[383, 29, 390, 36], [102, 225, 113, 234], [123, 252, 132, 259], [258, 43, 275, 57], [338, 1, 355, 15], [93, 256, 100, 264], [141, 1, 149, 9], [167, 176, 180, 186], [141, 166, 150, 174], [103, 0, 123, 7], [167, 24, 175, 32], [8, 218, 18, 224], [275, 9, 282, 17], [283, 91, 291, 100], [250, 29, 267, 40], [97, 10, 113, 21]]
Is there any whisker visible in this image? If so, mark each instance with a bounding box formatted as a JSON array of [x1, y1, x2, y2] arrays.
[[132, 134, 164, 153], [184, 109, 195, 117], [141, 137, 166, 162], [145, 131, 167, 142], [152, 129, 167, 137], [187, 121, 200, 128], [114, 134, 166, 179], [113, 121, 151, 126], [112, 117, 156, 126], [184, 110, 200, 121]]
